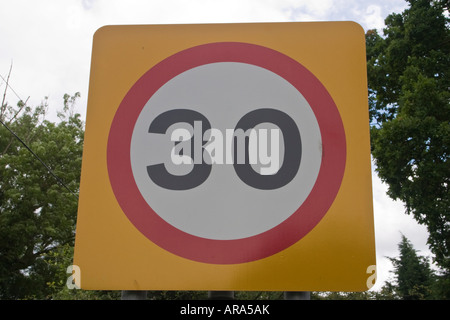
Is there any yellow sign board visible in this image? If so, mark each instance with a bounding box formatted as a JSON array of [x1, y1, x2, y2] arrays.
[[74, 22, 376, 291]]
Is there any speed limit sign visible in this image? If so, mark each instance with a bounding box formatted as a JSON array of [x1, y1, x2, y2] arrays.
[[74, 22, 376, 291]]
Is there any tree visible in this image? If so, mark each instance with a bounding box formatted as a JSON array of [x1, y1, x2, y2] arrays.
[[0, 92, 83, 299], [366, 0, 450, 279], [387, 235, 436, 299]]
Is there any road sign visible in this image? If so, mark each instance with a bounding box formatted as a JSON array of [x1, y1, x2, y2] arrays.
[[74, 22, 376, 292]]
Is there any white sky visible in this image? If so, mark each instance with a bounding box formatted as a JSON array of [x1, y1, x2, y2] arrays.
[[0, 0, 433, 293]]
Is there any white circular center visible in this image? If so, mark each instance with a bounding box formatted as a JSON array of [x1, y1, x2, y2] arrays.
[[130, 62, 322, 240]]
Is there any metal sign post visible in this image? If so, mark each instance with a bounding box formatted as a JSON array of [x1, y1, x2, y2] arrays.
[[121, 290, 147, 300], [208, 291, 234, 300], [284, 291, 311, 300]]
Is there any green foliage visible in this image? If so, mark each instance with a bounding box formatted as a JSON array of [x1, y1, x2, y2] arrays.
[[0, 93, 83, 299], [367, 0, 450, 280], [312, 291, 376, 300], [388, 235, 436, 299]]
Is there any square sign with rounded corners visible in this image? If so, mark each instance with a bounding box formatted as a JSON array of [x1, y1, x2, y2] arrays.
[[73, 22, 376, 292]]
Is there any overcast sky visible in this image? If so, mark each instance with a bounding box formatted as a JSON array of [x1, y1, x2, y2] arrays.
[[0, 0, 432, 292]]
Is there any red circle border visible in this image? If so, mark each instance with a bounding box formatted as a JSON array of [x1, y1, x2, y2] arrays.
[[107, 42, 346, 264]]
